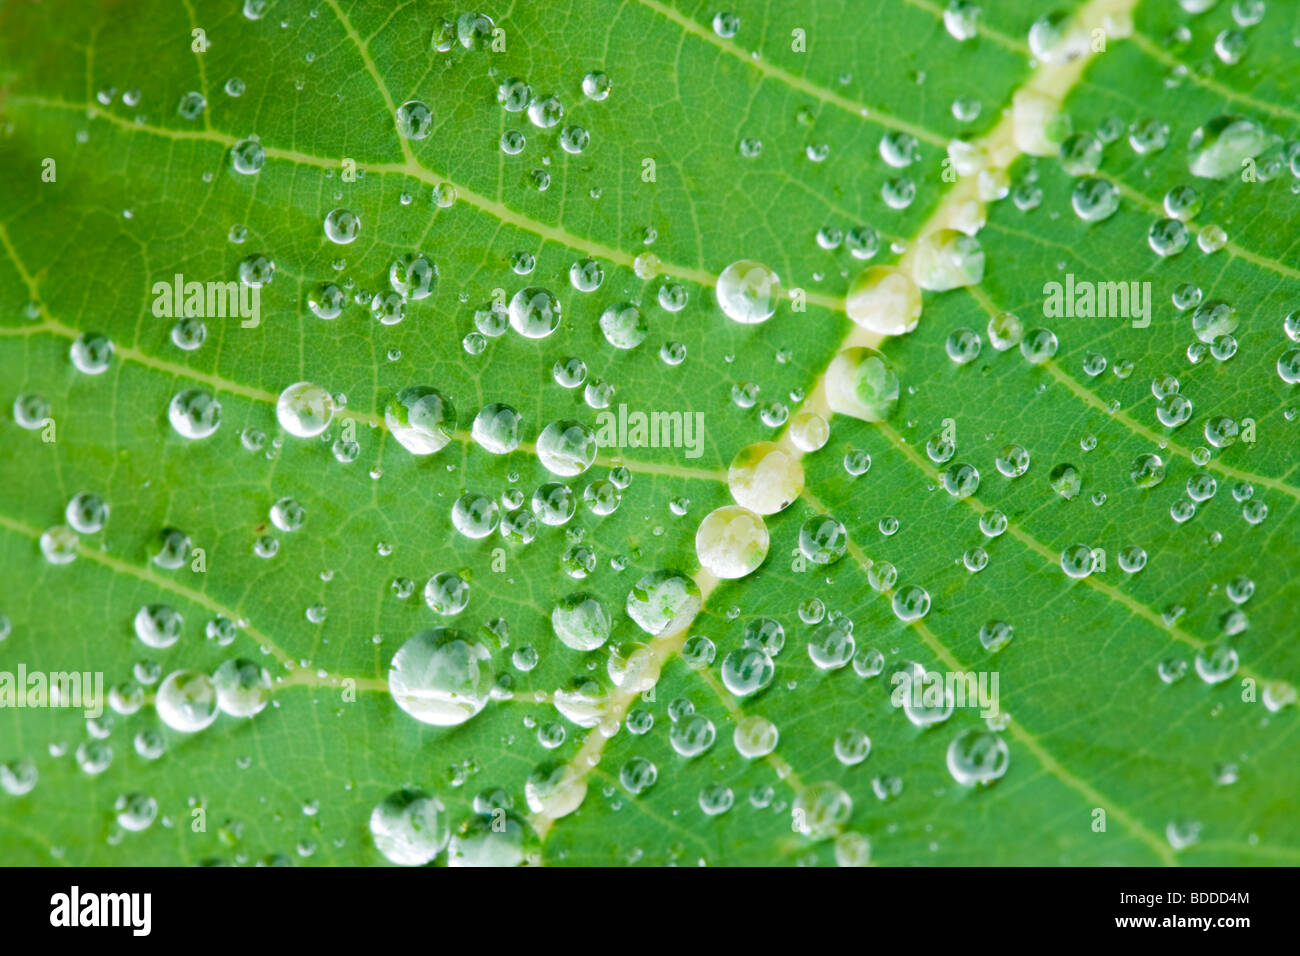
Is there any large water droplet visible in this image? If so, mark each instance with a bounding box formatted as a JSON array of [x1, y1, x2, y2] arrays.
[[155, 670, 218, 732], [716, 260, 780, 324], [825, 347, 900, 422], [695, 505, 769, 578], [845, 266, 921, 335], [385, 386, 456, 454], [276, 382, 335, 438], [946, 729, 1010, 785], [369, 789, 448, 865], [1187, 116, 1280, 179], [727, 442, 804, 514], [625, 570, 701, 637], [388, 628, 494, 726]]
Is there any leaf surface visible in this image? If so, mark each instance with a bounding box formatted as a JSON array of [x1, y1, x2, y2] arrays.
[[0, 0, 1297, 866]]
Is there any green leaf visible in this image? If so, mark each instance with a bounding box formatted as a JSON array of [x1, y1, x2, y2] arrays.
[[1, 0, 1297, 866]]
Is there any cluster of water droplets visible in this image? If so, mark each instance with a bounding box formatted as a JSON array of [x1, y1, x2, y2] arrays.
[[11, 0, 1300, 868]]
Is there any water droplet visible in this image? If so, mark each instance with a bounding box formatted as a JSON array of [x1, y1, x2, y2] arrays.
[[156, 670, 218, 732], [388, 628, 494, 726], [946, 729, 1009, 785], [1071, 177, 1120, 222], [598, 303, 647, 349], [727, 442, 804, 514], [695, 506, 769, 579], [370, 789, 448, 865], [536, 420, 596, 477], [212, 659, 271, 717], [792, 782, 852, 840], [230, 138, 265, 174], [625, 570, 701, 637], [395, 100, 433, 139], [277, 382, 334, 438], [385, 386, 455, 454], [168, 389, 221, 439], [716, 260, 780, 324], [1188, 115, 1280, 179], [424, 571, 470, 615], [551, 593, 612, 651], [508, 287, 562, 338], [733, 715, 779, 758], [70, 332, 114, 374]]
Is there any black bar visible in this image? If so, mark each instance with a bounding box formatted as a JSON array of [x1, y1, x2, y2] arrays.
[[5, 866, 1284, 941]]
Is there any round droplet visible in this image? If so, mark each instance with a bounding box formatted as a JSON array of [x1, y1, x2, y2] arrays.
[[940, 462, 980, 498], [323, 207, 360, 244], [619, 756, 658, 795], [946, 729, 1010, 785], [424, 571, 470, 615], [277, 382, 335, 438], [168, 389, 222, 439], [808, 621, 855, 670], [270, 496, 305, 532], [388, 628, 494, 726], [716, 260, 780, 324], [527, 93, 564, 129], [1020, 328, 1058, 364], [1071, 177, 1120, 222], [979, 620, 1014, 652], [396, 100, 433, 139], [386, 386, 456, 455], [308, 283, 345, 319], [720, 647, 774, 697], [551, 593, 612, 651], [1118, 545, 1147, 573], [727, 442, 804, 514], [798, 515, 848, 564], [471, 403, 520, 454], [695, 506, 769, 579], [891, 585, 931, 622], [845, 265, 921, 335], [450, 492, 499, 538], [789, 411, 829, 452], [115, 793, 159, 831], [370, 789, 448, 865], [1195, 644, 1239, 684], [212, 659, 271, 717], [134, 604, 182, 649], [389, 254, 438, 300], [155, 670, 218, 732], [834, 730, 871, 766], [1130, 453, 1167, 488], [598, 303, 647, 349], [66, 492, 109, 534], [625, 570, 701, 638], [792, 782, 852, 841], [669, 715, 716, 757], [508, 287, 562, 338], [1191, 300, 1238, 344], [531, 483, 576, 526], [733, 715, 779, 758], [536, 420, 597, 477], [70, 333, 114, 374], [825, 347, 900, 422]]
